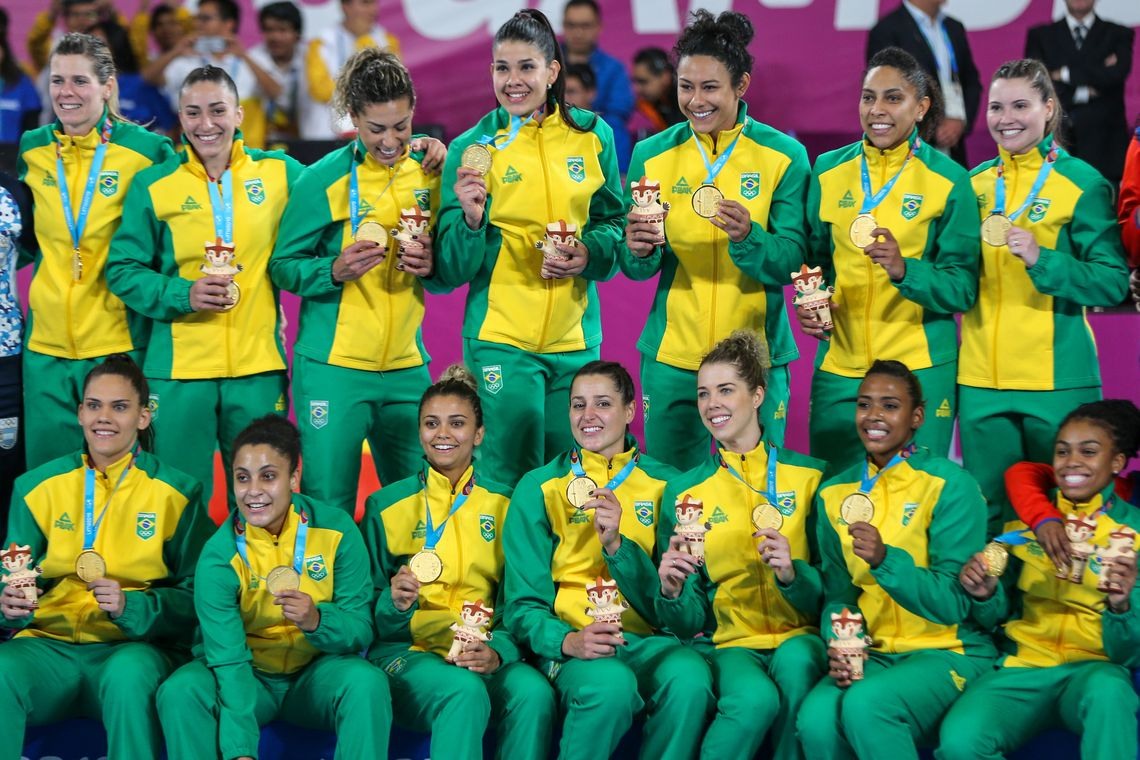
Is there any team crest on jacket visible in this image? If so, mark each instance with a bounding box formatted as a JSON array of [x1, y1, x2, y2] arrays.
[[244, 178, 266, 206], [642, 394, 650, 422], [305, 554, 327, 581], [567, 156, 586, 183], [309, 400, 329, 429], [901, 193, 923, 220], [0, 417, 15, 450], [776, 492, 797, 516], [98, 170, 119, 197], [148, 393, 160, 419], [672, 177, 692, 195], [480, 514, 496, 542], [634, 500, 654, 527], [740, 172, 760, 200], [839, 190, 856, 209], [901, 502, 918, 526], [1028, 199, 1050, 223], [136, 512, 157, 540], [414, 189, 431, 211], [481, 365, 503, 395]]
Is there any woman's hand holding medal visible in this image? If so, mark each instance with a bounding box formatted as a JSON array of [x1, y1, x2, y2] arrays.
[[274, 588, 320, 632], [1005, 227, 1041, 268], [708, 199, 752, 243], [658, 535, 701, 600], [848, 522, 887, 568], [863, 227, 906, 282], [586, 486, 623, 556], [959, 553, 999, 600], [454, 167, 488, 231], [390, 565, 421, 613]]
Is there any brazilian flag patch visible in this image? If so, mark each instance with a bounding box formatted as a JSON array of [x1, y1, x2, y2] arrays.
[[480, 514, 496, 542], [304, 554, 328, 581], [634, 501, 654, 527]]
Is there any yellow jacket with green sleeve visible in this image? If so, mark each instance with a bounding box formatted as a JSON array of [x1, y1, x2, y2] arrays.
[[269, 139, 447, 372], [816, 447, 995, 658], [106, 137, 300, 379], [960, 139, 1128, 391], [503, 439, 677, 661], [435, 105, 624, 353], [807, 132, 980, 377], [17, 116, 175, 359], [970, 484, 1140, 669], [619, 103, 808, 371], [2, 448, 210, 645], [192, 494, 374, 760], [655, 441, 826, 649], [362, 463, 521, 665]]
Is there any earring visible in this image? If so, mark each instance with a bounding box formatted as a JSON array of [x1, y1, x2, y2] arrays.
[[547, 83, 552, 90]]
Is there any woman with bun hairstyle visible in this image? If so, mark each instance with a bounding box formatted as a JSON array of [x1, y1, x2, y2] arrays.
[[655, 330, 827, 760], [362, 364, 555, 760], [18, 32, 174, 468], [622, 10, 810, 471], [435, 9, 625, 487], [798, 47, 980, 472], [959, 59, 1128, 534], [0, 354, 211, 759], [270, 48, 447, 516]]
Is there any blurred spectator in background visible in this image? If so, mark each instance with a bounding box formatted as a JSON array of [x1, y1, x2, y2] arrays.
[[1119, 119, 1140, 273], [0, 170, 33, 527], [629, 46, 682, 141], [27, 0, 103, 74], [129, 1, 192, 63], [563, 62, 596, 110], [0, 9, 41, 143], [562, 0, 633, 173], [250, 1, 303, 143], [304, 0, 400, 139], [91, 19, 175, 133]]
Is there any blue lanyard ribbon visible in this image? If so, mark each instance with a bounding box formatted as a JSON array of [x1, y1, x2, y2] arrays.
[[56, 116, 113, 253], [348, 146, 399, 236], [83, 446, 138, 551], [422, 470, 476, 551], [691, 120, 746, 185], [478, 112, 533, 152], [234, 506, 309, 574], [719, 443, 779, 504], [569, 448, 641, 492], [992, 528, 1034, 546], [858, 443, 916, 495], [859, 135, 919, 214], [991, 139, 1058, 221], [206, 168, 234, 243]]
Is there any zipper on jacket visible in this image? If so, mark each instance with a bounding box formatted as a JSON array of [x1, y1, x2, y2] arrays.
[[864, 150, 887, 368], [536, 125, 555, 351], [990, 165, 1012, 383], [380, 167, 397, 368], [64, 138, 86, 359], [707, 138, 721, 349], [743, 452, 772, 635], [448, 481, 462, 611]]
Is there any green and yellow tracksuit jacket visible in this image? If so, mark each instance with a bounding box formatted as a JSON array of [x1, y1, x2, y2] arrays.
[[619, 104, 808, 371], [960, 139, 1128, 391], [503, 439, 678, 661], [193, 495, 374, 755], [971, 485, 1140, 669], [269, 139, 446, 372], [816, 447, 995, 657], [2, 448, 210, 645], [362, 463, 521, 665], [807, 132, 980, 377], [106, 137, 300, 380], [655, 442, 826, 648], [436, 105, 624, 353], [17, 116, 175, 359]]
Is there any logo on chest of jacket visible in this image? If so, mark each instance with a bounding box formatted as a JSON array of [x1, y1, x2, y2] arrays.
[[98, 170, 119, 198], [137, 512, 157, 539], [385, 656, 408, 675], [634, 500, 654, 527], [839, 190, 856, 209], [567, 156, 586, 183], [569, 508, 591, 525], [740, 172, 760, 200], [709, 506, 728, 524], [414, 189, 431, 212], [672, 177, 692, 195], [776, 492, 797, 516], [775, 401, 786, 420], [42, 171, 57, 188], [975, 193, 988, 210], [54, 512, 75, 532], [901, 503, 919, 527], [412, 520, 427, 540], [1027, 198, 1051, 223], [147, 393, 160, 419], [936, 398, 952, 418], [244, 178, 266, 206], [480, 514, 496, 542], [901, 193, 923, 220], [641, 394, 650, 422], [502, 166, 522, 184], [309, 400, 329, 429], [0, 417, 15, 451], [304, 554, 327, 581], [481, 365, 503, 395], [181, 196, 202, 211], [275, 394, 286, 413]]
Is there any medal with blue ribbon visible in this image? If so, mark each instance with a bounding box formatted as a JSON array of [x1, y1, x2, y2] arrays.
[[234, 505, 309, 593], [841, 443, 916, 524], [56, 116, 113, 282], [76, 445, 138, 582], [461, 112, 534, 176], [719, 444, 784, 531], [981, 137, 1058, 247], [201, 164, 242, 310], [982, 528, 1034, 577], [349, 143, 396, 245], [409, 470, 476, 583], [689, 121, 746, 219], [566, 447, 640, 510], [850, 134, 920, 248]]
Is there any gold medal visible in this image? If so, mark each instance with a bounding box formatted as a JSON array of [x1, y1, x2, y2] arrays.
[[691, 184, 725, 219], [980, 213, 1012, 247], [461, 143, 494, 176], [840, 493, 875, 525], [72, 249, 83, 282], [566, 476, 598, 510], [752, 503, 784, 532], [75, 549, 106, 583], [266, 565, 301, 594], [409, 550, 443, 584], [982, 542, 1009, 577], [355, 220, 389, 247], [848, 214, 878, 248], [220, 279, 240, 312]]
